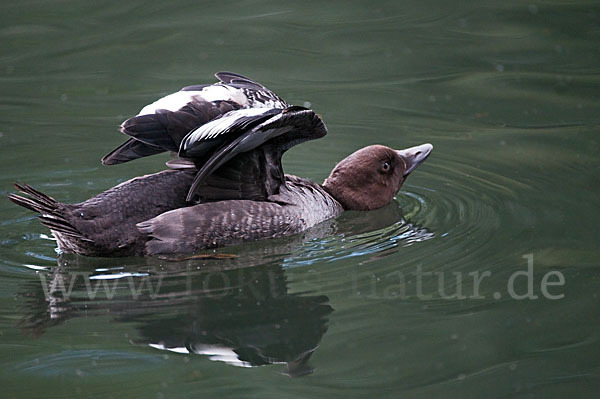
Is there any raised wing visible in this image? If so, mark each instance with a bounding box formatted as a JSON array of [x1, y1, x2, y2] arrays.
[[215, 71, 269, 89], [102, 99, 238, 165], [101, 73, 325, 204], [102, 72, 287, 166], [215, 71, 288, 109], [179, 108, 280, 158], [181, 106, 327, 202]]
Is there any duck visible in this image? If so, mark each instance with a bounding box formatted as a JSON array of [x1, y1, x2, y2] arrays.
[[9, 72, 433, 257]]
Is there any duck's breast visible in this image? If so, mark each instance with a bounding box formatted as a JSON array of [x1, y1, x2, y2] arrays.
[[272, 175, 344, 229]]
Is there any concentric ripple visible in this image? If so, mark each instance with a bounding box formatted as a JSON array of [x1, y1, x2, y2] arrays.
[[280, 151, 528, 275]]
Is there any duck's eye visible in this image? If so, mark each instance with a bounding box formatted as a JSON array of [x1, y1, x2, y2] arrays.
[[381, 161, 391, 172]]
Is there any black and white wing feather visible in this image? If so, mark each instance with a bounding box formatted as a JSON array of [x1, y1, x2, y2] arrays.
[[179, 108, 280, 157], [214, 71, 288, 109], [100, 72, 326, 204], [180, 106, 326, 201], [102, 97, 239, 165], [102, 72, 288, 165]]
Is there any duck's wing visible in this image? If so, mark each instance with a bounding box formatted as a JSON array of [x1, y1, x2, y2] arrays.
[[215, 71, 288, 109], [215, 71, 266, 88], [102, 98, 239, 165], [185, 149, 277, 202], [102, 72, 289, 166], [101, 138, 165, 165], [181, 106, 327, 202]]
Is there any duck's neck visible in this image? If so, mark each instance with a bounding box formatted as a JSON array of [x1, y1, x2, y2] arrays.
[[322, 178, 363, 211]]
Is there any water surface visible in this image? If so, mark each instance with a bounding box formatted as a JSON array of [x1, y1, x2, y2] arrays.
[[1, 1, 599, 397]]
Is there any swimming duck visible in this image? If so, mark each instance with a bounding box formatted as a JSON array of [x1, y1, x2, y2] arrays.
[[9, 72, 432, 257]]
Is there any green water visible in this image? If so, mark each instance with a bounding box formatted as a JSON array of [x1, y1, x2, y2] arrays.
[[1, 0, 599, 397]]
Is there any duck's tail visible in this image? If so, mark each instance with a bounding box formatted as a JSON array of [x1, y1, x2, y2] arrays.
[[8, 183, 88, 241]]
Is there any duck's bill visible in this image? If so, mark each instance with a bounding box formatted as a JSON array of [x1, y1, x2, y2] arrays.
[[396, 143, 433, 175]]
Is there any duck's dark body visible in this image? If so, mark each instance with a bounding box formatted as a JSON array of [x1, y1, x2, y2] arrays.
[[11, 170, 194, 256], [10, 171, 342, 257]]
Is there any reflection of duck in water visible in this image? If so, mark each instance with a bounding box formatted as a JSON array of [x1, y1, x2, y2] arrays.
[[16, 209, 433, 375], [18, 256, 333, 376], [138, 268, 332, 377], [9, 72, 433, 257]]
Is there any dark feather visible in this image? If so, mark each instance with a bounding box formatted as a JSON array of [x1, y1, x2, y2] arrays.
[[181, 84, 209, 92], [8, 183, 91, 242], [215, 72, 287, 107], [101, 72, 284, 166], [101, 138, 164, 165], [179, 108, 280, 158], [39, 216, 91, 240], [192, 147, 282, 201], [8, 170, 196, 256], [185, 128, 284, 201], [10, 183, 57, 212], [120, 112, 177, 150], [184, 107, 326, 201], [8, 193, 52, 214], [215, 71, 266, 89], [102, 99, 239, 165]]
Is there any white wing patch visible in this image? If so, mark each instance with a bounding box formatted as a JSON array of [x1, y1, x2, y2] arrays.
[[137, 91, 204, 116], [183, 108, 271, 147], [137, 84, 249, 116], [200, 84, 248, 105]]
